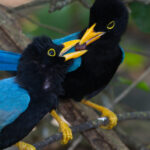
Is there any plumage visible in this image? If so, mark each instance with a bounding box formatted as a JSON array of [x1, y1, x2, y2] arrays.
[[0, 0, 129, 148], [62, 0, 128, 101], [0, 36, 86, 148], [0, 77, 30, 132], [0, 32, 81, 72]]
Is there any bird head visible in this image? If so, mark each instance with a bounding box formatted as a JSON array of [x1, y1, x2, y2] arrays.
[[89, 0, 128, 39], [21, 36, 87, 70], [75, 0, 128, 50]]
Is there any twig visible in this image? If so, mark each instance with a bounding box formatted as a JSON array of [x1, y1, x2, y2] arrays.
[[112, 66, 150, 107], [33, 111, 150, 149], [79, 0, 91, 8], [68, 135, 83, 150], [49, 0, 76, 13], [2, 5, 69, 35], [14, 0, 50, 11], [18, 14, 69, 35]]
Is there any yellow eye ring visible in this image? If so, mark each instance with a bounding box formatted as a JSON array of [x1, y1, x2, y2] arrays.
[[107, 21, 116, 30], [47, 48, 56, 57]]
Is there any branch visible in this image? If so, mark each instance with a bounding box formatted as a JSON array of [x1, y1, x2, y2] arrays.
[[112, 66, 150, 107], [13, 0, 90, 13], [33, 111, 150, 149], [14, 0, 50, 11]]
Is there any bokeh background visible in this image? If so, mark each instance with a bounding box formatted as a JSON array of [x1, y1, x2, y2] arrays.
[[1, 0, 150, 149]]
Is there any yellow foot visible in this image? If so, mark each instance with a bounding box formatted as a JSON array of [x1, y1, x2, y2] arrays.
[[99, 106, 118, 129], [81, 99, 118, 129], [59, 121, 73, 144], [50, 109, 73, 145], [16, 141, 36, 150]]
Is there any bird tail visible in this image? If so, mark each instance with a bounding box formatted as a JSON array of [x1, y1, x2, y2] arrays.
[[0, 50, 21, 71]]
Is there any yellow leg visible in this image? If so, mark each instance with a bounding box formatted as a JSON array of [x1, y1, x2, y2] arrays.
[[50, 109, 73, 144], [81, 99, 118, 129], [15, 141, 36, 150]]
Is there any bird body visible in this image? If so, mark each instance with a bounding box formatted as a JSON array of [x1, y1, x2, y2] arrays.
[[63, 0, 128, 101], [0, 36, 87, 148], [0, 0, 129, 148], [0, 32, 81, 72]]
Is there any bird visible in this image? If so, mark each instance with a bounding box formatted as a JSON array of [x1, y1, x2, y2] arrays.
[[62, 0, 128, 129], [0, 0, 129, 146], [0, 36, 87, 150]]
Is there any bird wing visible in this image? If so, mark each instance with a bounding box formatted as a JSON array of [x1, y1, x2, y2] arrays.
[[0, 50, 21, 71], [0, 77, 30, 131], [0, 32, 81, 72]]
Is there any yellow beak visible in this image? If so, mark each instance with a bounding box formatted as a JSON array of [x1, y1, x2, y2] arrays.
[[59, 40, 88, 62], [79, 23, 105, 46], [63, 50, 88, 61]]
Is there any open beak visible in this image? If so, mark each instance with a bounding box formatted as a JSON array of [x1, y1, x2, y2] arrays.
[[79, 23, 105, 46], [59, 40, 88, 61]]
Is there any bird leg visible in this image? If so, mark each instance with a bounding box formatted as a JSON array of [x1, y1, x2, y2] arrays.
[[81, 99, 118, 129], [50, 109, 73, 144], [15, 141, 36, 150]]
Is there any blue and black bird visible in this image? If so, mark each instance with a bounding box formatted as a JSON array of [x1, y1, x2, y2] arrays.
[[0, 36, 87, 150], [0, 0, 128, 148]]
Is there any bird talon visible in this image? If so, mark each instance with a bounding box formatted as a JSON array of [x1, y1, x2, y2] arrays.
[[81, 100, 118, 129], [59, 121, 73, 144], [16, 141, 36, 150], [100, 107, 118, 129]]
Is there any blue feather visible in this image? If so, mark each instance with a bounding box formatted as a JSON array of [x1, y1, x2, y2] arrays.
[[0, 77, 30, 131], [0, 32, 81, 72], [119, 46, 125, 63]]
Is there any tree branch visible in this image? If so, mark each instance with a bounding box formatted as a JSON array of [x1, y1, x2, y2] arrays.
[[112, 66, 150, 107], [33, 111, 150, 149]]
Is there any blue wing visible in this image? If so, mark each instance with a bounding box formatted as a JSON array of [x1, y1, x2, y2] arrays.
[[0, 50, 21, 71], [0, 77, 30, 131], [0, 32, 81, 72]]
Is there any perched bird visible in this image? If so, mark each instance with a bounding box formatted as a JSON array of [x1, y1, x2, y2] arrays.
[[62, 0, 128, 129], [0, 36, 87, 150], [0, 0, 128, 146]]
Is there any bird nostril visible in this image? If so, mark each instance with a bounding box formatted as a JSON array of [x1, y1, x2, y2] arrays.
[[75, 43, 86, 51]]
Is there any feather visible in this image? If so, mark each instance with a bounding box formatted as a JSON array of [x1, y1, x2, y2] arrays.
[[0, 77, 30, 131], [0, 32, 81, 72]]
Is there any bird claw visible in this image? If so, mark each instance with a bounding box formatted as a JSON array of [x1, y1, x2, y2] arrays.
[[99, 107, 118, 129], [16, 141, 36, 150], [59, 121, 73, 144]]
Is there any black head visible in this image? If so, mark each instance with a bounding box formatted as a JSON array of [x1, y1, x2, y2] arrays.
[[22, 36, 66, 68], [89, 0, 128, 39]]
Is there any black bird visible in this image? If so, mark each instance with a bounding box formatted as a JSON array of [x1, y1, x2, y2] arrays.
[[0, 0, 128, 148], [0, 36, 87, 150], [62, 0, 128, 129]]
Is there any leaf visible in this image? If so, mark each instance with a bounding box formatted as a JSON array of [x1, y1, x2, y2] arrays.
[[118, 77, 150, 92], [130, 2, 150, 33]]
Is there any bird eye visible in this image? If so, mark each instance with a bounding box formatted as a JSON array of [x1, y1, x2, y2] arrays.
[[107, 21, 116, 30], [47, 48, 56, 57]]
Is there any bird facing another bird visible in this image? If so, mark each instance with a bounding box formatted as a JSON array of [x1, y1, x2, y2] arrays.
[[0, 0, 128, 149]]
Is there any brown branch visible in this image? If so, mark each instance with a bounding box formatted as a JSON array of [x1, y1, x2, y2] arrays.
[[33, 111, 150, 149], [14, 0, 50, 11], [49, 0, 77, 13]]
